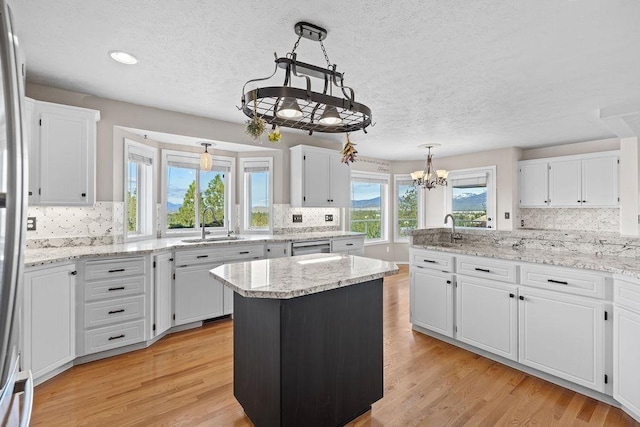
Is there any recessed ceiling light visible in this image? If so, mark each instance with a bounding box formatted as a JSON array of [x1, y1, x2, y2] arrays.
[[109, 50, 138, 65]]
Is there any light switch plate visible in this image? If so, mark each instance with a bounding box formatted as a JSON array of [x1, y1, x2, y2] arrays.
[[292, 214, 303, 223], [504, 212, 510, 219]]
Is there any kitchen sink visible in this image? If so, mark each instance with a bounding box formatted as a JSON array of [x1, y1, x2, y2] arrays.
[[181, 236, 243, 243]]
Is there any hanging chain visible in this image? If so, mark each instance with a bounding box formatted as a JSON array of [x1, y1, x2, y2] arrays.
[[288, 34, 303, 57], [319, 39, 332, 68]]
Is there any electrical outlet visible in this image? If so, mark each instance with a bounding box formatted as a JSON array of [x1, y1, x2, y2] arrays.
[[521, 219, 525, 227], [325, 214, 333, 222], [504, 212, 510, 219], [292, 214, 303, 223], [27, 217, 36, 231]]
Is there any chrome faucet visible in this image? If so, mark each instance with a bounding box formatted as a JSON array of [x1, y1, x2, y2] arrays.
[[201, 206, 215, 240], [444, 213, 461, 243]]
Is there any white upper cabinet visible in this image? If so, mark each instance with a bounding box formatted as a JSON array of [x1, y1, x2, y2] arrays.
[[519, 162, 549, 207], [290, 145, 350, 207], [519, 151, 619, 208], [27, 98, 100, 206]]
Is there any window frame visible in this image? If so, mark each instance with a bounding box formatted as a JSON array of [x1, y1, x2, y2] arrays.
[[349, 171, 390, 245], [394, 174, 423, 243], [160, 149, 235, 237], [240, 157, 273, 234], [445, 165, 496, 230], [123, 139, 157, 242]]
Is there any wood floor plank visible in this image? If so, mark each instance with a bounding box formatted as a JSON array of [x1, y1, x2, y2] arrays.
[[30, 264, 638, 426]]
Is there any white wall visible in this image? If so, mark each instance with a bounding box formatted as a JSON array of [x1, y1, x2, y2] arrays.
[[620, 137, 639, 236]]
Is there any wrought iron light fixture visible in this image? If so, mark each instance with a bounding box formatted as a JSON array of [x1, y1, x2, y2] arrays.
[[240, 21, 372, 135], [199, 142, 214, 171], [412, 144, 448, 190]]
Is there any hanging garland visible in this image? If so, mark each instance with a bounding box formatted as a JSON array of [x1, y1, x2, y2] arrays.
[[245, 98, 267, 142], [341, 133, 358, 164]]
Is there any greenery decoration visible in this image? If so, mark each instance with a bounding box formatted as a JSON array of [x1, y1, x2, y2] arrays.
[[341, 133, 358, 164]]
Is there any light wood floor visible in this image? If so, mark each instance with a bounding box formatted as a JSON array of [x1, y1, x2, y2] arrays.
[[31, 265, 639, 426]]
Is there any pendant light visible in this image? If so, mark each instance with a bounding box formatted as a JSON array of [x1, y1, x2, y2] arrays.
[[319, 105, 342, 125], [412, 144, 448, 190], [199, 142, 214, 171], [276, 97, 304, 119]]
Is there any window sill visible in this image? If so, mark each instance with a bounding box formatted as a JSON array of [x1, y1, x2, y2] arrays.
[[364, 239, 390, 246]]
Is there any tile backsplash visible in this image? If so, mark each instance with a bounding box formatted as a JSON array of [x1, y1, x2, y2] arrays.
[[518, 208, 619, 232]]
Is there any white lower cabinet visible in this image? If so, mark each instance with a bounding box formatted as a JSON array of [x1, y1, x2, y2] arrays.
[[518, 287, 605, 392], [410, 268, 454, 338], [613, 306, 640, 418], [153, 253, 173, 337], [266, 243, 290, 258], [23, 263, 76, 381], [456, 276, 518, 361], [174, 263, 224, 325]]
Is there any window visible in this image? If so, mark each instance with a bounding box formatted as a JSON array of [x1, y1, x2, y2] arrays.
[[394, 175, 421, 241], [446, 166, 496, 229], [241, 158, 272, 233], [124, 139, 156, 241], [162, 150, 233, 235], [350, 172, 389, 243]]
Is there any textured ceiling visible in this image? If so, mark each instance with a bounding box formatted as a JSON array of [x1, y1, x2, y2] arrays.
[[10, 0, 640, 160]]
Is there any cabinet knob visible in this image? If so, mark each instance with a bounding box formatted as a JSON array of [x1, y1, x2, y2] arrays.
[[509, 293, 515, 298], [446, 280, 452, 284], [70, 271, 78, 276], [519, 296, 525, 301], [582, 200, 586, 203], [81, 193, 86, 197]]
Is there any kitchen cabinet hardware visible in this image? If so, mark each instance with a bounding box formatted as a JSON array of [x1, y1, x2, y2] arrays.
[[446, 280, 451, 284], [423, 259, 437, 263], [107, 287, 125, 291], [519, 295, 525, 300], [547, 279, 568, 285], [81, 193, 86, 197], [108, 309, 125, 315], [108, 334, 125, 341], [509, 293, 515, 298], [239, 251, 250, 255], [70, 271, 77, 276], [346, 243, 354, 246], [108, 268, 125, 273], [196, 255, 209, 259], [475, 268, 491, 273]]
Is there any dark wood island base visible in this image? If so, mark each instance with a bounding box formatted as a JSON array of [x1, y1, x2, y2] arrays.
[[233, 278, 383, 427]]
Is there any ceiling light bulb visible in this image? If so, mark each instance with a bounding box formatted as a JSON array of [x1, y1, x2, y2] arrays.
[[109, 50, 138, 65], [199, 142, 214, 171], [276, 97, 303, 119], [319, 105, 342, 125]]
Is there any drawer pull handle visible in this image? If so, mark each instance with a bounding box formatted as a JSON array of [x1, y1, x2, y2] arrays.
[[547, 279, 568, 285], [346, 243, 354, 246], [108, 287, 125, 291], [475, 268, 491, 273], [239, 251, 250, 254], [423, 259, 437, 263], [108, 334, 125, 341], [415, 265, 424, 269], [108, 309, 125, 314], [108, 269, 125, 273], [196, 255, 209, 259]]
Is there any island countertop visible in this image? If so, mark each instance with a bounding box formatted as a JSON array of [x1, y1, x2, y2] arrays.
[[210, 253, 399, 299]]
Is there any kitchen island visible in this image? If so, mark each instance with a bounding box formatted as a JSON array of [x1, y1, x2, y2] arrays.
[[210, 253, 398, 427]]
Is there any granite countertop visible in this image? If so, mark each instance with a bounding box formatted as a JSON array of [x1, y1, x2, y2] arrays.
[[24, 231, 365, 268], [413, 242, 640, 280], [210, 253, 399, 299]]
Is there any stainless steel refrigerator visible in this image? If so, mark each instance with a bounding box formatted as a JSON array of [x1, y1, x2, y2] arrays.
[[0, 0, 32, 425]]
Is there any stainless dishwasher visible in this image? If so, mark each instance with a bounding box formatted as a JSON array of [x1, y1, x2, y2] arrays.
[[291, 240, 331, 256]]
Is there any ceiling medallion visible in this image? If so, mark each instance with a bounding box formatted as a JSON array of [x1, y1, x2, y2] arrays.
[[239, 21, 373, 135]]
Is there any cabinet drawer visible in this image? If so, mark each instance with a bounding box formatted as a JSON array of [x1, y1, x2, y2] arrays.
[[84, 295, 146, 328], [614, 277, 640, 312], [332, 238, 364, 253], [456, 256, 517, 284], [411, 250, 454, 272], [84, 275, 145, 301], [174, 248, 224, 266], [85, 257, 146, 281], [83, 320, 145, 355], [223, 244, 265, 262], [520, 263, 606, 299]]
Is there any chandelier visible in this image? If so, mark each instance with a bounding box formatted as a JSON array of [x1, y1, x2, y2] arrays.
[[411, 144, 448, 190], [240, 22, 372, 135]]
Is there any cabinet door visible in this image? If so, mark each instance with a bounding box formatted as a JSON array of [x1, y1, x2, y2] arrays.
[[174, 263, 224, 325], [154, 253, 173, 336], [223, 286, 234, 315], [410, 269, 454, 337], [582, 156, 619, 207], [23, 264, 76, 380], [24, 99, 39, 203], [519, 162, 548, 207], [266, 243, 290, 258], [39, 111, 92, 205], [329, 152, 351, 207], [303, 150, 331, 206], [548, 160, 581, 207], [613, 306, 640, 419], [456, 276, 518, 361], [518, 287, 605, 392]]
